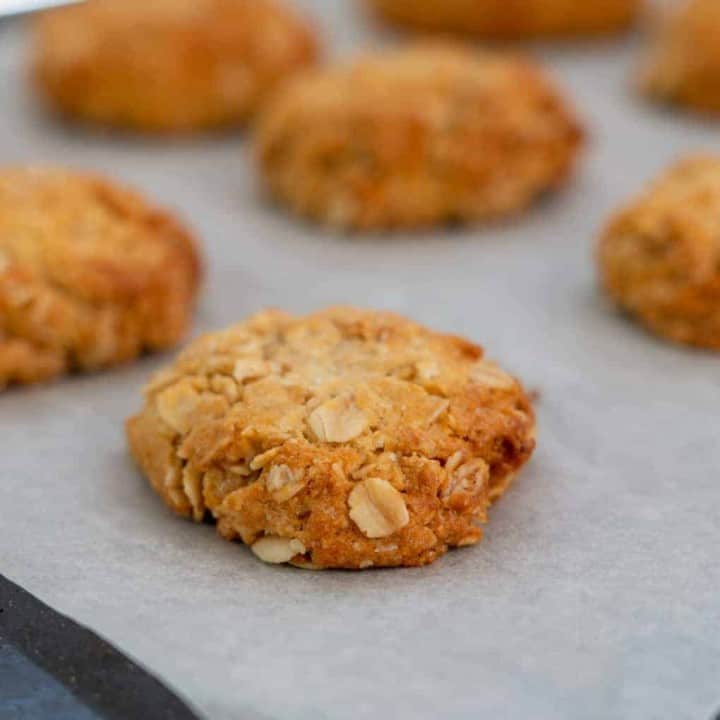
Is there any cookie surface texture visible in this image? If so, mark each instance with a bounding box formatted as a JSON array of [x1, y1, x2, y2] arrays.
[[599, 156, 720, 349], [640, 0, 720, 115], [255, 44, 583, 230], [33, 0, 319, 133], [126, 307, 537, 569], [0, 167, 201, 388], [368, 0, 640, 39]]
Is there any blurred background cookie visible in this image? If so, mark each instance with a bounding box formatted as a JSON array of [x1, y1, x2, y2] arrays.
[[0, 167, 201, 388], [32, 0, 319, 133], [255, 44, 583, 231], [640, 0, 720, 115], [127, 306, 536, 569], [598, 156, 720, 350], [367, 0, 641, 40]]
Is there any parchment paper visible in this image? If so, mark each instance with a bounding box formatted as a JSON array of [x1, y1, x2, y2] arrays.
[[1, 4, 719, 718]]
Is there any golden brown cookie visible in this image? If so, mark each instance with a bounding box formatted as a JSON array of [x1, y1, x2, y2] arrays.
[[640, 0, 720, 115], [598, 156, 720, 349], [0, 167, 201, 388], [33, 0, 318, 133], [255, 45, 583, 230], [126, 307, 536, 569], [367, 0, 641, 39]]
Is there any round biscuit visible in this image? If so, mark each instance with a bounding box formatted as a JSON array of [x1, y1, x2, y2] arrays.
[[126, 306, 537, 569], [599, 156, 720, 349], [255, 44, 583, 230], [33, 0, 319, 133], [0, 167, 201, 387]]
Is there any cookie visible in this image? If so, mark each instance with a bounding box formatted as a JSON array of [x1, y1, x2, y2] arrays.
[[367, 0, 640, 40], [640, 0, 720, 115], [0, 167, 201, 388], [598, 156, 720, 349], [33, 0, 318, 133], [255, 45, 583, 230], [126, 307, 536, 569]]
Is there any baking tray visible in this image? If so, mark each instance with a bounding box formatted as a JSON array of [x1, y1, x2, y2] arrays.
[[1, 3, 720, 719]]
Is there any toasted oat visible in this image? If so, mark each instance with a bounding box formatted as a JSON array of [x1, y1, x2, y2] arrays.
[[308, 397, 368, 443], [265, 464, 307, 502], [443, 459, 490, 511], [251, 536, 306, 564], [233, 359, 271, 383], [348, 477, 410, 539], [182, 466, 205, 521], [470, 361, 516, 390]]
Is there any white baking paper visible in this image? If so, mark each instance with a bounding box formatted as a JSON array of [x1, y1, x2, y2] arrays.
[[1, 4, 719, 718]]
